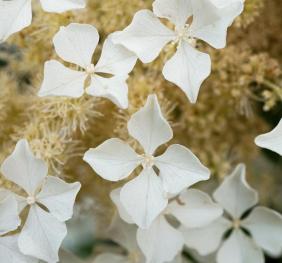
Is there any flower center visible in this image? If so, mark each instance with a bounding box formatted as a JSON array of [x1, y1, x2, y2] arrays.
[[26, 195, 36, 205], [141, 154, 155, 168], [175, 24, 196, 47], [232, 219, 241, 229], [85, 63, 95, 75]]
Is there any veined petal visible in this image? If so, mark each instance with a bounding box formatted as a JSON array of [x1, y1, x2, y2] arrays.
[[181, 217, 231, 256], [152, 0, 192, 29], [112, 10, 175, 63], [38, 60, 86, 98], [168, 189, 222, 228], [120, 168, 168, 229], [190, 0, 244, 49], [94, 253, 128, 263], [110, 188, 134, 224], [213, 164, 258, 219], [95, 35, 137, 75], [217, 229, 264, 263], [53, 23, 99, 68], [1, 139, 47, 196], [0, 195, 20, 235], [0, 189, 27, 214], [18, 205, 67, 262], [255, 118, 282, 156], [162, 41, 211, 103], [83, 138, 140, 182], [137, 216, 184, 263], [86, 75, 129, 109], [0, 235, 38, 263], [40, 0, 86, 13], [0, 0, 32, 42], [37, 176, 81, 222], [242, 206, 282, 257], [128, 94, 173, 155], [155, 144, 210, 194]]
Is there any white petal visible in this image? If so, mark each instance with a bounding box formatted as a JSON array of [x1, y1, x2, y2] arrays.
[[128, 94, 173, 155], [190, 0, 244, 49], [0, 189, 27, 214], [181, 217, 231, 256], [0, 0, 32, 42], [120, 168, 168, 229], [37, 176, 81, 221], [0, 235, 38, 263], [86, 75, 129, 109], [155, 144, 210, 194], [38, 60, 86, 97], [110, 188, 134, 224], [152, 0, 192, 29], [53, 23, 99, 68], [137, 216, 184, 263], [255, 118, 282, 155], [217, 229, 264, 263], [40, 0, 86, 13], [112, 10, 175, 63], [1, 139, 47, 195], [242, 206, 282, 257], [94, 253, 128, 263], [95, 35, 137, 75], [0, 195, 20, 235], [163, 41, 211, 103], [18, 205, 67, 262], [168, 189, 223, 228], [83, 138, 140, 181], [213, 163, 258, 219]]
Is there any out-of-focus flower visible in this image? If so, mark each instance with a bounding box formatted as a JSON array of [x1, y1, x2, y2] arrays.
[[112, 0, 243, 103], [182, 164, 282, 263], [39, 23, 137, 109], [255, 118, 282, 155], [0, 0, 85, 42], [0, 139, 81, 262], [84, 94, 210, 229]]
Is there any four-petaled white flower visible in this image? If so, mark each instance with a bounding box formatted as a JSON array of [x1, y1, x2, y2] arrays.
[[0, 0, 85, 42], [83, 94, 210, 229], [0, 139, 81, 262], [182, 164, 282, 263], [112, 0, 244, 103], [38, 23, 137, 109], [110, 187, 222, 263], [255, 118, 282, 156]]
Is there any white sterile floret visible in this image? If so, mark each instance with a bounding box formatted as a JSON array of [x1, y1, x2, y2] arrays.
[[0, 139, 81, 262], [181, 164, 282, 263], [38, 23, 137, 109], [110, 187, 222, 263], [0, 0, 85, 42], [112, 0, 244, 103], [255, 118, 282, 155], [83, 94, 210, 229]]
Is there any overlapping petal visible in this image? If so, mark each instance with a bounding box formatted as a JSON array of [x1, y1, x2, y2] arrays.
[[155, 145, 210, 194], [120, 168, 168, 229], [242, 206, 282, 257], [213, 164, 258, 219], [128, 94, 173, 155], [162, 41, 211, 103], [40, 0, 86, 13], [112, 10, 175, 63], [255, 118, 282, 155], [137, 216, 184, 263], [1, 139, 48, 195], [83, 138, 140, 181]]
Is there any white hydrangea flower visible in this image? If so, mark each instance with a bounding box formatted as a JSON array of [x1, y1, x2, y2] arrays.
[[112, 0, 244, 103], [0, 139, 81, 262], [110, 187, 222, 263], [0, 0, 85, 42], [255, 118, 282, 155], [84, 94, 210, 228], [182, 164, 282, 263], [38, 23, 137, 109]]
